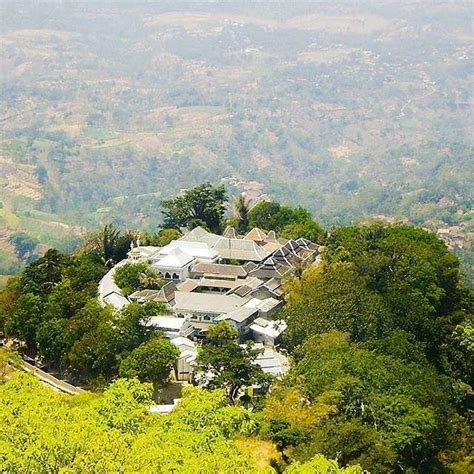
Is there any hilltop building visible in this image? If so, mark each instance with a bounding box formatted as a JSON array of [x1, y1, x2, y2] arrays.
[[98, 225, 322, 381]]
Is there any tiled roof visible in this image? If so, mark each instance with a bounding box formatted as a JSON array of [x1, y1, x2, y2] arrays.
[[179, 226, 221, 246], [129, 281, 177, 304], [244, 227, 268, 242], [191, 262, 247, 278], [213, 237, 270, 262], [262, 241, 282, 253], [173, 291, 246, 314], [216, 307, 259, 323]]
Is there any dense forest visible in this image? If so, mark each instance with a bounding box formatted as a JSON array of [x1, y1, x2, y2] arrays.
[[0, 0, 472, 282], [0, 188, 472, 472]]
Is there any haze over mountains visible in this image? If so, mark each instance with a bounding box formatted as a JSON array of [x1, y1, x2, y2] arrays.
[[0, 0, 472, 279]]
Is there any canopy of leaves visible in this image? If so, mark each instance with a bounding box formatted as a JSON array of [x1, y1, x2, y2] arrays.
[[140, 228, 182, 246], [275, 331, 469, 472], [161, 183, 227, 233], [282, 264, 391, 349], [119, 335, 179, 385], [114, 262, 163, 296], [196, 322, 268, 402], [0, 372, 260, 473], [78, 224, 133, 267]]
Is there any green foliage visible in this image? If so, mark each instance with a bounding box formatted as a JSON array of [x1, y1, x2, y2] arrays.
[[0, 347, 21, 379], [114, 262, 163, 296], [197, 322, 268, 402], [283, 264, 391, 349], [248, 202, 313, 234], [36, 318, 70, 366], [66, 302, 160, 383], [323, 223, 469, 363], [161, 182, 228, 233], [234, 194, 251, 234], [20, 249, 72, 295], [247, 201, 325, 244], [0, 372, 258, 472], [119, 335, 179, 386], [285, 454, 363, 474], [140, 228, 182, 246], [96, 377, 153, 433], [79, 224, 132, 267], [285, 331, 468, 472], [4, 293, 44, 348], [280, 220, 325, 244], [9, 231, 39, 259]]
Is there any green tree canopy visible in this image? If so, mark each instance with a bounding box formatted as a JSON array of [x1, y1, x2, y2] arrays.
[[285, 331, 467, 472], [9, 231, 39, 259], [196, 322, 268, 402], [119, 335, 179, 386], [113, 262, 163, 296], [140, 228, 182, 246], [323, 223, 469, 362], [0, 372, 258, 472], [282, 264, 392, 349], [161, 183, 227, 233]]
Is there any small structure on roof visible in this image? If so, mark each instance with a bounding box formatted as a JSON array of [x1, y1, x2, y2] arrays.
[[250, 318, 287, 346], [223, 226, 238, 239], [171, 337, 198, 382], [178, 226, 221, 246], [145, 315, 194, 339], [244, 227, 268, 243]]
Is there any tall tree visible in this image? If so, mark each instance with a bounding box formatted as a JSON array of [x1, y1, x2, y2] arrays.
[[196, 322, 267, 402], [79, 224, 132, 267], [234, 194, 250, 234], [161, 183, 227, 233], [119, 336, 179, 387]]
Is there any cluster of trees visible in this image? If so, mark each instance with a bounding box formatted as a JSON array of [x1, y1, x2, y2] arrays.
[[0, 246, 178, 388], [273, 223, 473, 471], [9, 231, 39, 261], [161, 183, 228, 233], [247, 201, 325, 243], [0, 368, 359, 473], [161, 182, 325, 243], [77, 224, 133, 268]]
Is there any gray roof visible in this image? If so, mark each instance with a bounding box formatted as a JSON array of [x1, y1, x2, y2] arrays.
[[179, 226, 221, 246], [129, 281, 177, 304], [191, 262, 247, 278], [223, 226, 238, 239], [154, 248, 195, 269], [213, 237, 270, 262], [179, 278, 240, 291], [173, 291, 246, 314], [244, 227, 267, 242], [216, 306, 259, 323]]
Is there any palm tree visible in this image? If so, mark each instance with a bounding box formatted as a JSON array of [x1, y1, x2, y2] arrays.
[[234, 194, 250, 234]]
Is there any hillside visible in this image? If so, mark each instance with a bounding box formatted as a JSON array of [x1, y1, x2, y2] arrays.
[[0, 0, 472, 278]]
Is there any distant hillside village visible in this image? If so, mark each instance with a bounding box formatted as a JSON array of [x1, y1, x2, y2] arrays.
[[98, 225, 322, 383]]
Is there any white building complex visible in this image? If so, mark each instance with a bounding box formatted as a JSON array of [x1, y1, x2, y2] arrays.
[[98, 225, 322, 382]]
